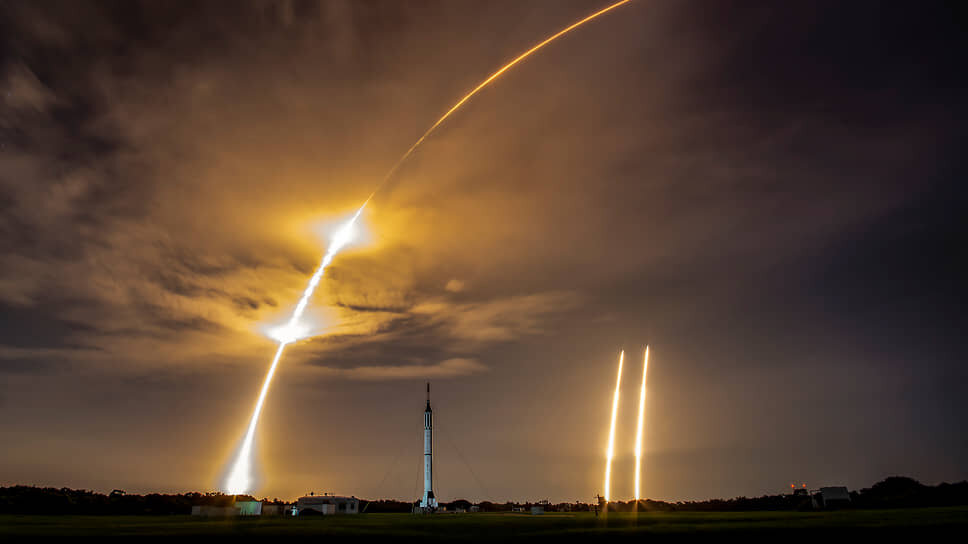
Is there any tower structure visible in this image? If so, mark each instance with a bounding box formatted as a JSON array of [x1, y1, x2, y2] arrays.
[[419, 383, 438, 510]]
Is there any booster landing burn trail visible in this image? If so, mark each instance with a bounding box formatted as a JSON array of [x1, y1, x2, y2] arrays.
[[604, 351, 623, 502], [634, 346, 649, 501]]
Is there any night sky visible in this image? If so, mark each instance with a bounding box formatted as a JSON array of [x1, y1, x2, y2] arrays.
[[1, 0, 964, 503]]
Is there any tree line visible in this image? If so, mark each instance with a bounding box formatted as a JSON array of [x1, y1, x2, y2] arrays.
[[1, 476, 965, 515], [0, 488, 278, 515], [602, 477, 968, 512]]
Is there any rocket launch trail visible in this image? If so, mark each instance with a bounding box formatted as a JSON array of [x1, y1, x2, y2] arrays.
[[634, 346, 649, 501], [223, 0, 635, 494], [373, 0, 634, 193], [224, 204, 365, 495], [604, 350, 623, 502]]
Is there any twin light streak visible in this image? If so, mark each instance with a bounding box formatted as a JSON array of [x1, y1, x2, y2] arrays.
[[223, 0, 636, 494], [604, 347, 649, 502]]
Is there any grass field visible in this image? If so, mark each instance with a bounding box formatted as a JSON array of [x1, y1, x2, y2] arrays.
[[2, 507, 966, 540]]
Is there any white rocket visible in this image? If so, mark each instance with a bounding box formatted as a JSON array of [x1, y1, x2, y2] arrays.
[[419, 382, 438, 510]]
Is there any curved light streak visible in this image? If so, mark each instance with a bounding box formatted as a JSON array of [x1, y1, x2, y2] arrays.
[[375, 0, 634, 190], [223, 0, 635, 495]]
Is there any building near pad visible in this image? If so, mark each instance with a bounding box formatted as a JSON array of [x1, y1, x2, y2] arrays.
[[295, 494, 359, 515]]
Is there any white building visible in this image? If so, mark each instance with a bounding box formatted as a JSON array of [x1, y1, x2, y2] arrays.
[[295, 494, 359, 515]]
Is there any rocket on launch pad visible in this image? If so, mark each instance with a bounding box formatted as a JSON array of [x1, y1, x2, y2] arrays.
[[419, 383, 438, 511]]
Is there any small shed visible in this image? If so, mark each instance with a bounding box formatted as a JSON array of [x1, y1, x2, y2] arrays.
[[236, 501, 263, 516], [296, 494, 359, 515], [261, 504, 283, 516], [811, 487, 851, 509], [191, 505, 237, 517]]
